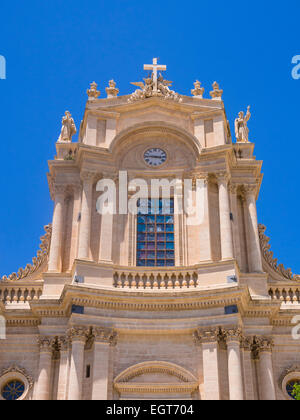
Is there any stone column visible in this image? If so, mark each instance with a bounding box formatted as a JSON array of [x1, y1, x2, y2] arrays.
[[258, 338, 276, 400], [217, 172, 234, 260], [48, 185, 66, 272], [69, 184, 82, 268], [57, 336, 70, 400], [229, 184, 241, 266], [194, 328, 221, 400], [197, 174, 212, 262], [241, 337, 255, 400], [67, 327, 87, 400], [244, 185, 263, 272], [35, 337, 54, 400], [78, 172, 95, 260], [223, 328, 244, 400], [91, 328, 116, 400]]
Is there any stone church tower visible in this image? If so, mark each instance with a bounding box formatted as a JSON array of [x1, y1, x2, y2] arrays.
[[1, 60, 300, 400]]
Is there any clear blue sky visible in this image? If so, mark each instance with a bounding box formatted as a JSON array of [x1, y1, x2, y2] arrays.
[[0, 0, 299, 276]]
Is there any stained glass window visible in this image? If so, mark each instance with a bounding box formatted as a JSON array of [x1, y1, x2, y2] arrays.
[[137, 198, 175, 267], [286, 380, 300, 399], [2, 380, 25, 400]]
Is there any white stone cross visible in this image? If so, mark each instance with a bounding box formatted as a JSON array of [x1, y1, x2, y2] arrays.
[[144, 58, 167, 92]]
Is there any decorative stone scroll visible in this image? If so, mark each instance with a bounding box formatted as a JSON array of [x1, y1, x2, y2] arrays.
[[67, 326, 89, 343], [258, 224, 298, 281], [93, 327, 117, 345], [193, 327, 220, 345], [222, 327, 243, 344], [252, 336, 274, 359], [57, 336, 70, 352], [1, 224, 52, 283], [37, 336, 56, 353]]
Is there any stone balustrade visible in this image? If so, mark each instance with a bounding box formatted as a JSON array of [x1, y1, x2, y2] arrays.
[[268, 286, 300, 303], [0, 283, 43, 304], [113, 270, 198, 289]]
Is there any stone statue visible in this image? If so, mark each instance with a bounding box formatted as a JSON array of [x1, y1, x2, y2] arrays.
[[235, 106, 251, 143], [128, 58, 182, 103], [58, 111, 77, 143]]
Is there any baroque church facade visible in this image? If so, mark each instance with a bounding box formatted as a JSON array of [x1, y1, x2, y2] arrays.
[[1, 60, 300, 400]]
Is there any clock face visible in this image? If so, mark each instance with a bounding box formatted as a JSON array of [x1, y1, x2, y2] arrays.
[[144, 148, 167, 167]]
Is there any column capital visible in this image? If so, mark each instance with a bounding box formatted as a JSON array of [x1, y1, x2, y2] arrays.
[[222, 327, 244, 344], [243, 184, 257, 197], [241, 336, 253, 351], [93, 327, 117, 345], [216, 171, 230, 185], [80, 170, 97, 183], [194, 172, 209, 182], [67, 326, 88, 344], [68, 182, 82, 194], [229, 183, 239, 194], [194, 327, 220, 345], [256, 336, 274, 354], [38, 336, 55, 353], [50, 183, 67, 200], [57, 336, 71, 352]]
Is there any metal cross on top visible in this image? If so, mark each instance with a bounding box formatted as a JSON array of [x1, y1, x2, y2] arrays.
[[144, 58, 167, 92]]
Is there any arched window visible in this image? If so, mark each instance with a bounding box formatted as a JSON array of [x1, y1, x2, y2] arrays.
[[137, 199, 175, 267]]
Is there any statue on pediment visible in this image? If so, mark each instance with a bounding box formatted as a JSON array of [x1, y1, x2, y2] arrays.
[[58, 111, 77, 143], [235, 106, 251, 142]]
